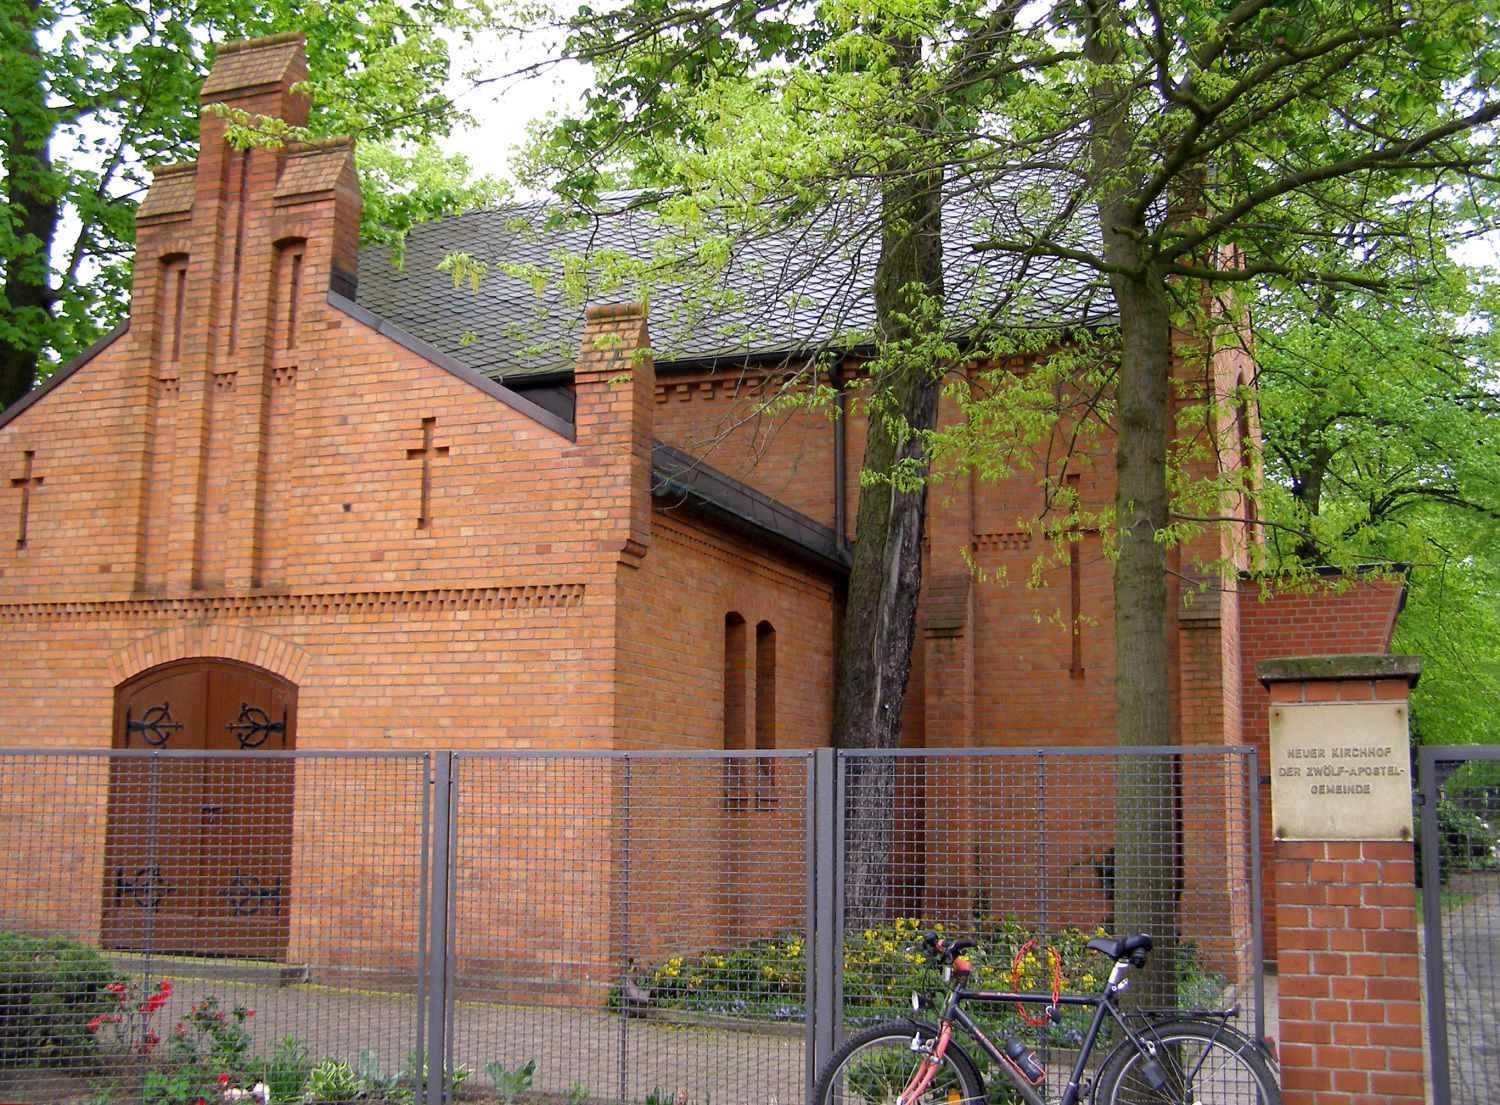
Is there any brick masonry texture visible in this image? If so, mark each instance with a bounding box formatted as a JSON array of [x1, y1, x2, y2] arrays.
[[0, 35, 1406, 990], [1269, 671, 1424, 1105]]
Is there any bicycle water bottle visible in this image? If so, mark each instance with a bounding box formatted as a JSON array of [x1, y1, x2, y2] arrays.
[[1003, 1039, 1045, 1085]]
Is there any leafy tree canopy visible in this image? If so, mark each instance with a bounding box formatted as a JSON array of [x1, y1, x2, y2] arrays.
[[1256, 248, 1500, 745]]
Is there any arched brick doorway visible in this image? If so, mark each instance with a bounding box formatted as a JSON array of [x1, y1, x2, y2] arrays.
[[103, 658, 297, 960]]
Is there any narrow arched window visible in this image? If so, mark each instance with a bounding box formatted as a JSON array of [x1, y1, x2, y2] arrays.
[[755, 620, 776, 801], [723, 613, 748, 801]]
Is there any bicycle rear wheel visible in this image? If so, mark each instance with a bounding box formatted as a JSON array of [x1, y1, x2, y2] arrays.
[[812, 1021, 986, 1105], [1094, 1019, 1281, 1105]]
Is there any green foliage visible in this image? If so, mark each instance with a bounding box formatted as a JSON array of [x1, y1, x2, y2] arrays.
[[633, 916, 1224, 1041], [142, 1066, 208, 1105], [485, 1057, 536, 1103], [1437, 799, 1500, 874], [356, 1049, 403, 1097], [307, 1058, 365, 1103], [399, 1048, 472, 1095], [258, 1033, 313, 1104], [1257, 255, 1500, 746], [0, 932, 117, 1066], [356, 1048, 402, 1096], [146, 992, 260, 1103]]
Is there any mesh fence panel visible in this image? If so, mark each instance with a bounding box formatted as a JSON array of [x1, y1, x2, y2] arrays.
[[1424, 749, 1500, 1105], [0, 747, 1261, 1105], [839, 749, 1261, 1071], [0, 750, 430, 1105], [448, 752, 812, 1105]]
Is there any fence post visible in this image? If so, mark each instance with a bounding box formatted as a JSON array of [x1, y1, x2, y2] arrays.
[[1416, 746, 1452, 1105], [807, 747, 840, 1105], [1258, 655, 1424, 1105], [425, 751, 454, 1105]]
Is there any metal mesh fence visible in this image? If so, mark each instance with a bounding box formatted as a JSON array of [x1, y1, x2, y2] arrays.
[[1421, 746, 1500, 1105], [838, 748, 1262, 1078], [0, 746, 1260, 1105], [0, 750, 431, 1105], [447, 752, 812, 1105]]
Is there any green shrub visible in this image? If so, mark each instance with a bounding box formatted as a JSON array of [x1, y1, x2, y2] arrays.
[[307, 1058, 365, 1103], [0, 932, 119, 1065], [1439, 799, 1500, 872], [486, 1057, 536, 1103], [257, 1034, 313, 1104]]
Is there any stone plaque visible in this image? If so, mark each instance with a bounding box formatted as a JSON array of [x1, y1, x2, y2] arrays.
[[1269, 702, 1412, 841]]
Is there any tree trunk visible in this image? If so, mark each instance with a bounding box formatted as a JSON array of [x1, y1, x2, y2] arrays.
[[832, 34, 943, 930], [1107, 266, 1181, 1006], [1086, 0, 1179, 1006], [1, 1, 59, 409]]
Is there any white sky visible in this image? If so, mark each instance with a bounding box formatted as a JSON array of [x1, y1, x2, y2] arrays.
[[438, 28, 593, 189]]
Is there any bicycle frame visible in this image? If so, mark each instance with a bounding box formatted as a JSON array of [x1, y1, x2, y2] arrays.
[[914, 955, 1231, 1105]]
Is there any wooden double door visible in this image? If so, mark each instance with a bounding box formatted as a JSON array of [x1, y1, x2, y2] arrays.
[[103, 659, 297, 960]]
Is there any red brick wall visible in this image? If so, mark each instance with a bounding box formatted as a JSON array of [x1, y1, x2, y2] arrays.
[[1240, 577, 1405, 955], [653, 367, 839, 529], [0, 37, 840, 984], [1266, 664, 1424, 1105], [1274, 841, 1425, 1105]]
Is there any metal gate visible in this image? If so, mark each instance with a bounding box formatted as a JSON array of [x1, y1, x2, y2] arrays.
[[1418, 745, 1500, 1105]]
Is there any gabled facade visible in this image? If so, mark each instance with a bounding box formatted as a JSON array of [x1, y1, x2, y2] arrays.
[[0, 34, 1403, 968]]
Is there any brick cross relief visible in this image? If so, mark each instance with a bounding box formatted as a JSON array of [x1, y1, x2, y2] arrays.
[[10, 450, 42, 548], [405, 418, 449, 529]]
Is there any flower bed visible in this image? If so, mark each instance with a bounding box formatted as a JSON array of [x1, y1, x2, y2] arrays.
[[636, 916, 1226, 1041]]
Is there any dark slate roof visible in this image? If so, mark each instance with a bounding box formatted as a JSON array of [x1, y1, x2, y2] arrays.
[[652, 441, 850, 575], [354, 192, 1115, 384]]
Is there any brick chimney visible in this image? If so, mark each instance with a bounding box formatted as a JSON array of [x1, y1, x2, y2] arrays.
[[572, 303, 655, 564], [130, 33, 362, 592]]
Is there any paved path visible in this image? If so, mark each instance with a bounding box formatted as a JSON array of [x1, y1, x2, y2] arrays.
[[91, 973, 807, 1105], [1431, 870, 1500, 1105]]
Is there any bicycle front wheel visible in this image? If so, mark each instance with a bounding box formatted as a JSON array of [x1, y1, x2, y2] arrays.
[[1094, 1019, 1281, 1105], [812, 1021, 986, 1105]]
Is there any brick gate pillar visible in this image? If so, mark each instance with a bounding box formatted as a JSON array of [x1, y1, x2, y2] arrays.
[[1257, 655, 1424, 1105]]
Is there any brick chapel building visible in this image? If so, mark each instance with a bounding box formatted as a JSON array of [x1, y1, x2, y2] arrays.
[[0, 35, 1403, 969]]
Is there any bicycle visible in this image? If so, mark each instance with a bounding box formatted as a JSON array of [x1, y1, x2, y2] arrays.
[[811, 931, 1280, 1105]]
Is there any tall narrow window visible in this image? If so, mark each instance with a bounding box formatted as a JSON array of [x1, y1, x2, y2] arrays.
[[723, 613, 748, 801], [755, 621, 776, 801], [156, 256, 189, 364], [273, 240, 307, 353]]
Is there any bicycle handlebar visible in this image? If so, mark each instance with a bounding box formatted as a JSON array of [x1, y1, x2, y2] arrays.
[[916, 932, 977, 963]]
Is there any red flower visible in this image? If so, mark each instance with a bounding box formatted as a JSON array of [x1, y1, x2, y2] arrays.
[[143, 985, 171, 1014], [86, 1014, 105, 1033], [105, 982, 126, 996], [139, 1030, 160, 1055], [218, 1073, 231, 1086]]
